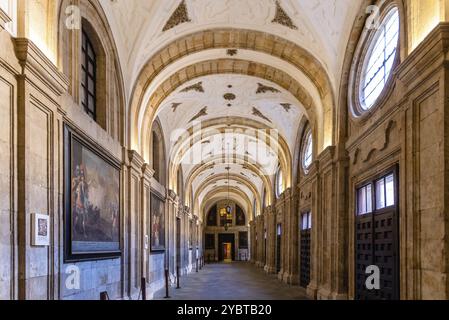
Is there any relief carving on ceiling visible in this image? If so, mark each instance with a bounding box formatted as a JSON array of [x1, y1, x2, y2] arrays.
[[171, 102, 182, 112], [163, 0, 192, 32], [252, 107, 272, 123], [272, 0, 298, 30], [280, 103, 291, 112], [181, 81, 205, 93], [256, 83, 280, 94], [189, 106, 208, 122], [226, 49, 238, 56]]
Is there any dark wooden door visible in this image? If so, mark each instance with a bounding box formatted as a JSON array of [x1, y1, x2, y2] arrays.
[[355, 168, 399, 300], [300, 211, 311, 288], [300, 229, 311, 288]]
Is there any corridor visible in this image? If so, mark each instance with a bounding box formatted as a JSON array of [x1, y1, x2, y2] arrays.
[[155, 263, 308, 300]]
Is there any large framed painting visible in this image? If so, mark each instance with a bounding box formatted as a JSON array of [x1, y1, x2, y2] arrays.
[[64, 125, 121, 262], [150, 192, 166, 252]]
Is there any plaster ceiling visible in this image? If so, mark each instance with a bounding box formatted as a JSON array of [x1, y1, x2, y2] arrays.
[[100, 0, 363, 98], [98, 0, 364, 217]]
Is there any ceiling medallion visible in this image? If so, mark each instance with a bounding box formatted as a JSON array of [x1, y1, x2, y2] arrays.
[[272, 0, 298, 30], [189, 106, 208, 122], [280, 103, 291, 112], [252, 107, 272, 123], [162, 0, 192, 32], [256, 83, 280, 94], [223, 93, 236, 101], [181, 81, 204, 93]]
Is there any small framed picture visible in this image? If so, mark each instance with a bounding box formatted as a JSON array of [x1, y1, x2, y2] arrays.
[[31, 213, 50, 246]]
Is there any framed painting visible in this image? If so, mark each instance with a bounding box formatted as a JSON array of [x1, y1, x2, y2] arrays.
[[64, 125, 121, 262], [150, 191, 165, 251]]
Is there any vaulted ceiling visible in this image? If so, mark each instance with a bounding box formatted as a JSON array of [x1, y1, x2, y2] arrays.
[[99, 0, 364, 221], [101, 0, 363, 98]]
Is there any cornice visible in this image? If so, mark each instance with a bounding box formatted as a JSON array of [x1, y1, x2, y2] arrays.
[[142, 163, 155, 180], [167, 189, 179, 202], [127, 150, 145, 171], [14, 38, 69, 96], [397, 23, 449, 87]]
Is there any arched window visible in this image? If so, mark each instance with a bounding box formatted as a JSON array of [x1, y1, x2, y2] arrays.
[[262, 187, 267, 209], [360, 7, 400, 110], [151, 119, 166, 185], [301, 128, 313, 174], [81, 28, 97, 120], [207, 205, 217, 226], [252, 197, 257, 219], [236, 205, 246, 226], [275, 166, 284, 198]]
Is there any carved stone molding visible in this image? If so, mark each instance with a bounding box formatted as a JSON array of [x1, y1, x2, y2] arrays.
[[14, 39, 69, 96]]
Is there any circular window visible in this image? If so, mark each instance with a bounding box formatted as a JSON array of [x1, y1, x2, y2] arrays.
[[349, 6, 400, 116], [301, 129, 313, 173]]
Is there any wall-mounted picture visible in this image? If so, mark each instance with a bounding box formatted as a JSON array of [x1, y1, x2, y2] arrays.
[[31, 213, 50, 246], [151, 192, 165, 251], [64, 126, 121, 261]]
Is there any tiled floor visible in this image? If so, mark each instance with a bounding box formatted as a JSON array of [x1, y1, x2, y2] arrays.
[[154, 262, 308, 300]]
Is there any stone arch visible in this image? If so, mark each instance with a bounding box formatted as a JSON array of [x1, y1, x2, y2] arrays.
[[139, 59, 318, 162], [167, 118, 292, 193], [128, 28, 335, 155], [200, 188, 253, 223], [184, 156, 273, 208], [193, 173, 261, 215]]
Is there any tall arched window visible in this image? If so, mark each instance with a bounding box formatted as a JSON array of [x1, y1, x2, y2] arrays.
[[275, 166, 284, 198], [81, 28, 97, 120], [360, 7, 400, 110], [262, 187, 267, 209], [301, 127, 313, 174], [151, 119, 166, 185]]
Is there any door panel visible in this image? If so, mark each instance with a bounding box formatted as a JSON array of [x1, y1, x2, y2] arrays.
[[300, 229, 311, 288], [355, 167, 399, 300]]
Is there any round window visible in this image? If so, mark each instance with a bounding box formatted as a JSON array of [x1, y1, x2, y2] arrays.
[[359, 8, 400, 111], [301, 129, 313, 173]]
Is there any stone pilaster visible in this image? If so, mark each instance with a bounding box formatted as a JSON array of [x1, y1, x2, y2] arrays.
[[264, 206, 276, 274], [283, 188, 299, 285], [125, 150, 145, 299], [14, 38, 68, 300], [141, 164, 154, 288], [306, 161, 319, 299], [167, 189, 178, 277]]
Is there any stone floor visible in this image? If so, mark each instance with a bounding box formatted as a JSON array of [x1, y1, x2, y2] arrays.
[[154, 262, 308, 300]]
